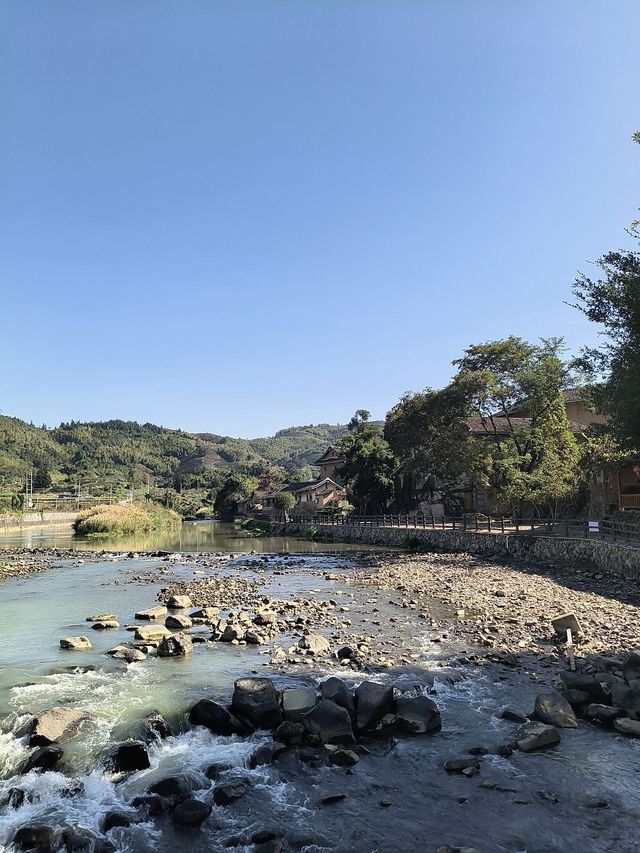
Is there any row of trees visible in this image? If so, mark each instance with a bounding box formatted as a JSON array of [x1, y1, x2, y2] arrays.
[[336, 134, 640, 517]]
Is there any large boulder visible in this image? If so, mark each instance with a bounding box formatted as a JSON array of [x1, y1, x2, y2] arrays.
[[172, 798, 212, 825], [622, 649, 640, 683], [147, 776, 192, 798], [610, 683, 640, 720], [134, 624, 172, 642], [395, 696, 441, 734], [190, 607, 219, 621], [135, 606, 167, 620], [141, 712, 172, 741], [282, 687, 316, 722], [157, 632, 193, 657], [231, 679, 282, 729], [534, 692, 578, 728], [586, 704, 622, 724], [110, 741, 150, 773], [166, 594, 193, 609], [517, 722, 561, 752], [321, 677, 355, 720], [189, 699, 250, 736], [302, 700, 355, 745], [298, 633, 330, 655], [355, 681, 394, 732], [24, 745, 63, 773], [274, 720, 305, 745], [59, 636, 92, 651], [12, 826, 55, 851], [29, 708, 90, 747]]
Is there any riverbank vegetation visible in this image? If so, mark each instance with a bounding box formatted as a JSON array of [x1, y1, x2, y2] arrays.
[[73, 502, 181, 537]]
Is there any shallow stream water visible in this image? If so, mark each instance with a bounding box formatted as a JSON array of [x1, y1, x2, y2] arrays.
[[1, 526, 639, 852]]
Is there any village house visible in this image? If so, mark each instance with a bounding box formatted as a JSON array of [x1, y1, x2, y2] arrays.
[[236, 445, 347, 517]]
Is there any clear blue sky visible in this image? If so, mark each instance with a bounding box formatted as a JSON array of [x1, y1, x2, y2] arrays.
[[2, 1, 639, 437]]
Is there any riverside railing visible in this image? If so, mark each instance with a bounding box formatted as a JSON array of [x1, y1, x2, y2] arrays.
[[266, 513, 640, 546]]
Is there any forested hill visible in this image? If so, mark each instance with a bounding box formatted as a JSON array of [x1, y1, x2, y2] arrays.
[[0, 414, 347, 488]]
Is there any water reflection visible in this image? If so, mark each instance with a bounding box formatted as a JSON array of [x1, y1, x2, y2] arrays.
[[0, 519, 377, 554]]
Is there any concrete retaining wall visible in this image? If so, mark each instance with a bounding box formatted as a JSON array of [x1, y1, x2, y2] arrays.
[[268, 521, 640, 579], [0, 511, 78, 532]]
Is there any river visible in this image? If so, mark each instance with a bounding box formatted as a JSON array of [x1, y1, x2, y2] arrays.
[[0, 525, 639, 852]]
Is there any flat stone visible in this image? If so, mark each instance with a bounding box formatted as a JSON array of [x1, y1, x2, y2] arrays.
[[86, 613, 117, 622], [551, 613, 581, 637], [134, 624, 172, 642], [135, 606, 167, 620], [517, 722, 561, 752], [443, 754, 480, 772], [91, 620, 119, 630], [29, 708, 90, 747], [60, 636, 92, 650], [613, 717, 640, 737]]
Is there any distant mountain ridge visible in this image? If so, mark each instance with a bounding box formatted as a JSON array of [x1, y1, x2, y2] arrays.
[[0, 413, 350, 487]]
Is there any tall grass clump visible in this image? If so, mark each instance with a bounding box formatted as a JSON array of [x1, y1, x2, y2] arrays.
[[73, 502, 181, 537]]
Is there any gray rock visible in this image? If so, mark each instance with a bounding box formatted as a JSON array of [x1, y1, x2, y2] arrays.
[[231, 678, 282, 729], [135, 606, 167, 620], [282, 687, 316, 722], [355, 681, 394, 731], [321, 677, 355, 720], [147, 776, 192, 798], [165, 614, 192, 630], [534, 692, 578, 728], [29, 708, 89, 747], [134, 624, 172, 642], [517, 722, 561, 752], [443, 754, 479, 772], [248, 741, 287, 768], [560, 689, 591, 707], [274, 720, 305, 745], [586, 704, 622, 724], [622, 649, 640, 683], [166, 594, 193, 609], [157, 632, 193, 657], [613, 717, 640, 737], [500, 708, 529, 724], [190, 607, 219, 621], [189, 699, 250, 736], [91, 620, 119, 630], [24, 745, 63, 773], [395, 695, 441, 734], [87, 613, 117, 622], [107, 646, 146, 663], [298, 633, 330, 655], [213, 779, 251, 805], [59, 636, 92, 651], [302, 700, 355, 745], [327, 748, 359, 766], [172, 798, 212, 825], [610, 683, 640, 720]]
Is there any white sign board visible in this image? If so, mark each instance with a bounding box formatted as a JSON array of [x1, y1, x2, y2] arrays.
[[588, 521, 599, 534]]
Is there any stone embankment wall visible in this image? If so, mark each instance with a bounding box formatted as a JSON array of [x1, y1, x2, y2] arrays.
[[0, 511, 78, 533], [269, 521, 640, 579]]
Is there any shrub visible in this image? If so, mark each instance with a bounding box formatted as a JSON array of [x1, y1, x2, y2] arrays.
[[73, 502, 181, 537]]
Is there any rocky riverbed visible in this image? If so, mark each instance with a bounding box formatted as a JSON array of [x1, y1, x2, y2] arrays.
[[2, 546, 640, 852]]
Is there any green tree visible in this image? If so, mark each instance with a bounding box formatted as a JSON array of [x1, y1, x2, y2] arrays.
[[33, 466, 52, 490], [385, 338, 580, 516], [274, 491, 296, 519], [337, 411, 395, 514], [213, 473, 258, 518]]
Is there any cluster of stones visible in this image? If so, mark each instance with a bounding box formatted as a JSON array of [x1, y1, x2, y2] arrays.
[[353, 551, 640, 660], [8, 677, 441, 853]]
